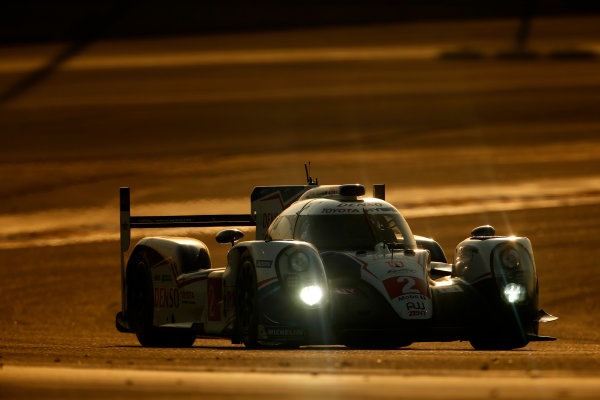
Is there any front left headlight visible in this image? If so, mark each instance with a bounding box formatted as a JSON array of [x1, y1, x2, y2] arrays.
[[276, 245, 327, 306], [300, 285, 323, 306], [492, 242, 536, 305]]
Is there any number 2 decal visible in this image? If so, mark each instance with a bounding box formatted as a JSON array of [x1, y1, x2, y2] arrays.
[[382, 275, 428, 299], [396, 277, 420, 294]]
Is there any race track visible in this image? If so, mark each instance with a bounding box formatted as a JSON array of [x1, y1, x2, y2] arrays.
[[1, 16, 600, 399]]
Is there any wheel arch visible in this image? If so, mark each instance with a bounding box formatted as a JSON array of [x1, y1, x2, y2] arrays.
[[225, 242, 255, 286], [137, 236, 212, 273]]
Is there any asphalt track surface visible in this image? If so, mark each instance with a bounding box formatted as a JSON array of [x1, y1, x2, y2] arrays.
[[1, 16, 600, 399]]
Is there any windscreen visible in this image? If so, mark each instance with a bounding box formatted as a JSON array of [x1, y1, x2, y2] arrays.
[[293, 212, 408, 252]]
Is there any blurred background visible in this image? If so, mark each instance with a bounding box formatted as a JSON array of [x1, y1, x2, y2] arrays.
[[1, 1, 600, 359], [2, 1, 599, 43]]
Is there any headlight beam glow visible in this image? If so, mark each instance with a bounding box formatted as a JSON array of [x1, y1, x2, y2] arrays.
[[504, 283, 526, 304], [300, 285, 323, 306]]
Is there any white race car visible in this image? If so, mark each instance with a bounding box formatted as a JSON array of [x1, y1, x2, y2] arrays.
[[116, 172, 556, 349]]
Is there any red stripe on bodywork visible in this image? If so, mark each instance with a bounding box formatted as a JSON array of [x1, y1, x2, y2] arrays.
[[152, 258, 181, 286], [351, 255, 377, 279], [471, 271, 492, 283], [261, 192, 285, 209], [151, 258, 173, 270], [258, 276, 277, 288], [178, 276, 208, 288], [151, 258, 220, 288], [260, 191, 306, 210]]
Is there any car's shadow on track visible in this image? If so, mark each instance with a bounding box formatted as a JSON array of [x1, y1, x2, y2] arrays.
[[108, 345, 529, 352]]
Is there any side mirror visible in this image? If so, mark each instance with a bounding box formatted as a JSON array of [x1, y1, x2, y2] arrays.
[[216, 229, 244, 246]]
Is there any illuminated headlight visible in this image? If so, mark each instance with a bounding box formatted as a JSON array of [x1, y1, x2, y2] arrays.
[[503, 283, 526, 303], [300, 285, 323, 306], [492, 242, 536, 305], [276, 245, 328, 306]]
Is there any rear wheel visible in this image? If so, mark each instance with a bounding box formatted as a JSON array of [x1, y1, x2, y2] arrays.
[[127, 247, 196, 347], [235, 254, 260, 348], [136, 327, 197, 348]]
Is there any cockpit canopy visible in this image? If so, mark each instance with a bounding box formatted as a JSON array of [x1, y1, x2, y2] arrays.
[[267, 198, 416, 252]]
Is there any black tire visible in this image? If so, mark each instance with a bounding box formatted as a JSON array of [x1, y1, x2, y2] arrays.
[[126, 247, 196, 348], [469, 324, 529, 350], [469, 334, 528, 351], [136, 327, 197, 348], [235, 254, 260, 348], [468, 304, 531, 351]]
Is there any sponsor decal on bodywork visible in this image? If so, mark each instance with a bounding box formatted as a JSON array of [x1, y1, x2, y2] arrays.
[[320, 203, 395, 214], [405, 300, 427, 317], [180, 290, 196, 305], [397, 294, 429, 301], [353, 253, 433, 320], [385, 261, 405, 268], [256, 260, 272, 268], [154, 287, 180, 308], [150, 258, 212, 330], [265, 327, 304, 338]]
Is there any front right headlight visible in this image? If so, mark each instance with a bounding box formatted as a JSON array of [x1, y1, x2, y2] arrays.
[[492, 242, 536, 305], [503, 282, 527, 304]]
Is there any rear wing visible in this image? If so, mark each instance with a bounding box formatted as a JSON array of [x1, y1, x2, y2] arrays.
[[119, 187, 255, 254]]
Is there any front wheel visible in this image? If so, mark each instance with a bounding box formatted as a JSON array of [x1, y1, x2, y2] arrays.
[[235, 254, 260, 348], [469, 320, 529, 350], [469, 334, 528, 350], [468, 302, 532, 350]]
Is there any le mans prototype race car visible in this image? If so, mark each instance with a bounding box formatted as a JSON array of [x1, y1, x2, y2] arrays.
[[116, 171, 556, 350]]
